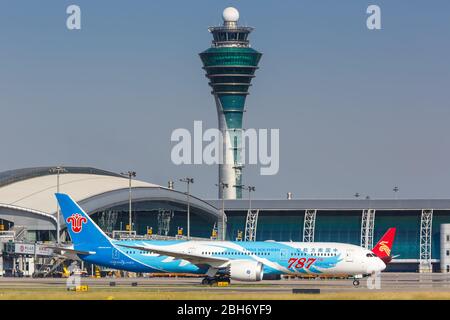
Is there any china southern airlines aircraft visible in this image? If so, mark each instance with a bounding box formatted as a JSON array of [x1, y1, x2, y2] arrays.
[[54, 193, 396, 286]]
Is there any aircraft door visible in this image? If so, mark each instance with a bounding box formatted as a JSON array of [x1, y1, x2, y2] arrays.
[[279, 249, 289, 261], [345, 249, 354, 262]]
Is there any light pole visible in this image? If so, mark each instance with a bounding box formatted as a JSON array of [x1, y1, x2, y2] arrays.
[[180, 177, 194, 239], [50, 166, 67, 244], [235, 185, 255, 211], [216, 182, 228, 241], [393, 186, 399, 200], [247, 186, 255, 211], [121, 171, 136, 235]]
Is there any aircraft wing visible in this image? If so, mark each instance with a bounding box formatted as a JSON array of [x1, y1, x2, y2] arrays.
[[44, 246, 95, 256], [118, 244, 230, 267]]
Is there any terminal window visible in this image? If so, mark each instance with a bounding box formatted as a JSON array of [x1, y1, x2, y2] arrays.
[[447, 250, 450, 256]]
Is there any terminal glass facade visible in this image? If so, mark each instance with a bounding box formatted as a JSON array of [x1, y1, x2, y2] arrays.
[[226, 209, 450, 261]]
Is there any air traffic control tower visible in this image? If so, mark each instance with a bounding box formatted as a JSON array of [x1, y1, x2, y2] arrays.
[[200, 7, 262, 199]]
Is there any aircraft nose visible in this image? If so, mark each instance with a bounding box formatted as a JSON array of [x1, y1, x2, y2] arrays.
[[366, 258, 386, 274], [377, 258, 386, 272]]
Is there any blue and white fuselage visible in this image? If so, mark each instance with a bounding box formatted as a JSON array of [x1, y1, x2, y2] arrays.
[[92, 240, 383, 276], [55, 193, 387, 282]]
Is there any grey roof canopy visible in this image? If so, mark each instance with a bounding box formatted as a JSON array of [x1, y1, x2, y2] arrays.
[[206, 199, 450, 211]]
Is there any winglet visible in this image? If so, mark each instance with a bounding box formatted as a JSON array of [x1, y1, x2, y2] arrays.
[[372, 227, 396, 263]]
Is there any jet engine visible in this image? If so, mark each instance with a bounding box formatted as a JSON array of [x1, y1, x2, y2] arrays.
[[228, 260, 264, 282]]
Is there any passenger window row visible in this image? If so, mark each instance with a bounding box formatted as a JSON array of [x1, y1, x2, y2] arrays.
[[201, 251, 270, 256]]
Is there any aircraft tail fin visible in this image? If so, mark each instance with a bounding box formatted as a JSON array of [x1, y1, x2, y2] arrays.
[[55, 193, 111, 251], [372, 227, 396, 263]]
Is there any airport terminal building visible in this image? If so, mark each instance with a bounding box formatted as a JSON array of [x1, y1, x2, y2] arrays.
[[0, 167, 220, 276], [1, 166, 450, 276]]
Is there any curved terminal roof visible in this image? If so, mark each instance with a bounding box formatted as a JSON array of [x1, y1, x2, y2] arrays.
[[0, 168, 157, 214], [0, 167, 220, 230], [0, 166, 122, 188]]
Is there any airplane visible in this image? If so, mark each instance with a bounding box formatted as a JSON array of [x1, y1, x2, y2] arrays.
[[54, 193, 396, 286]]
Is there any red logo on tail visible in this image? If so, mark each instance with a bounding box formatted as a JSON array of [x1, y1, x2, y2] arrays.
[[372, 227, 396, 263], [66, 213, 87, 233]]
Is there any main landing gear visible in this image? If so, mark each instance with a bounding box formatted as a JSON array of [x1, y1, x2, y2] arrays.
[[201, 275, 231, 286], [352, 279, 360, 287]]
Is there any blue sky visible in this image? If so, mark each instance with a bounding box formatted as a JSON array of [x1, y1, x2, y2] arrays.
[[1, 1, 450, 199]]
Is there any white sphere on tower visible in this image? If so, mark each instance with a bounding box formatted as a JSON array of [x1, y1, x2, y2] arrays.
[[222, 7, 239, 23]]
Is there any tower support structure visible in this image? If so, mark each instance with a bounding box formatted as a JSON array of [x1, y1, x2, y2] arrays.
[[360, 209, 376, 249], [303, 209, 317, 242], [244, 209, 259, 241], [419, 209, 433, 273]]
